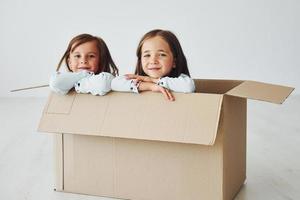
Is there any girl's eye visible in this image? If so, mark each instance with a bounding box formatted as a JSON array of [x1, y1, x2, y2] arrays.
[[143, 54, 150, 58], [159, 53, 167, 57], [74, 55, 80, 58], [89, 55, 96, 58]]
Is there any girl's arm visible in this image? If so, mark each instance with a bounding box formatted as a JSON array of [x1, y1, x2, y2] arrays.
[[138, 82, 174, 101], [111, 75, 174, 101], [157, 74, 195, 93], [125, 73, 195, 93], [49, 71, 92, 95], [75, 72, 115, 96], [111, 75, 139, 93]]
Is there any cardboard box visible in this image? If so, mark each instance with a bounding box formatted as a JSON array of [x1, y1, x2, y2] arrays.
[[38, 79, 294, 200]]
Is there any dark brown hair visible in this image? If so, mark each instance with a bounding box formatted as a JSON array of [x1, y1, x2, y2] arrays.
[[135, 29, 190, 77], [57, 33, 118, 76]]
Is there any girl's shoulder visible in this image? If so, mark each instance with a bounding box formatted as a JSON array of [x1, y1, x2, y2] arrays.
[[178, 73, 190, 78], [163, 73, 191, 79], [97, 71, 115, 77]]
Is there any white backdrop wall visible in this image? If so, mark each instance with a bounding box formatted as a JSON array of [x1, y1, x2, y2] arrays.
[[1, 0, 299, 97]]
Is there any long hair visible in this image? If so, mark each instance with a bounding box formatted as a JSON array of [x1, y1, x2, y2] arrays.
[[135, 29, 190, 77], [57, 34, 118, 76]]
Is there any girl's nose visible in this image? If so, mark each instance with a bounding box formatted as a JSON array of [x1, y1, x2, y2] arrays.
[[81, 60, 87, 64], [150, 56, 158, 64]]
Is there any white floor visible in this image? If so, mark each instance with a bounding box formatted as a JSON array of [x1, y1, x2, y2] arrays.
[[0, 95, 299, 200]]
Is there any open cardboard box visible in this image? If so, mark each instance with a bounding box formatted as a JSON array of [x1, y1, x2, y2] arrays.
[[38, 79, 294, 200]]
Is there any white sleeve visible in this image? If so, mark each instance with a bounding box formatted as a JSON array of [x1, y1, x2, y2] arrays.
[[75, 72, 115, 96], [49, 71, 92, 95], [111, 75, 139, 93], [157, 74, 195, 93]]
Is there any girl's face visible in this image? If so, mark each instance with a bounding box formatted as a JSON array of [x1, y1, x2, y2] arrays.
[[68, 41, 100, 73], [141, 36, 175, 78]]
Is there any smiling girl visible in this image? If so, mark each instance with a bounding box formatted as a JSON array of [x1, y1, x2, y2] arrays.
[[49, 34, 118, 95], [111, 29, 195, 101]]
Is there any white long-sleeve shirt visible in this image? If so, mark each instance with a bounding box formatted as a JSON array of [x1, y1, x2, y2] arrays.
[[111, 73, 195, 93], [49, 71, 114, 96]]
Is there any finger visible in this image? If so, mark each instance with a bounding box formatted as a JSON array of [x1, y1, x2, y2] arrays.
[[136, 75, 151, 82], [160, 88, 173, 101], [125, 74, 137, 79], [160, 88, 170, 100], [133, 79, 140, 85], [132, 76, 144, 82], [135, 76, 143, 82], [166, 89, 175, 101], [144, 76, 152, 82]]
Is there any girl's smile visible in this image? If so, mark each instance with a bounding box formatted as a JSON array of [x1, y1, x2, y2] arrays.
[[147, 65, 161, 70]]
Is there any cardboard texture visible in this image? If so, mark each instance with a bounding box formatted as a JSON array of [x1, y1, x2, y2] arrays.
[[38, 79, 294, 200]]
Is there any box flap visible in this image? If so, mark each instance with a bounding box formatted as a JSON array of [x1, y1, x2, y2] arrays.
[[226, 80, 294, 104], [38, 92, 223, 146]]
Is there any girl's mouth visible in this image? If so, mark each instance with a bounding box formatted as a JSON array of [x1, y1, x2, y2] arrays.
[[148, 66, 160, 70], [78, 66, 90, 70]]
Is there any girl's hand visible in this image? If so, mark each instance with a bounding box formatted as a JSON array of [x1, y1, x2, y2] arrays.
[[139, 82, 174, 101], [125, 74, 159, 84], [153, 85, 174, 101]]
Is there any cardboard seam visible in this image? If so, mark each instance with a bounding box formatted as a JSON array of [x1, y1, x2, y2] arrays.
[[182, 97, 191, 144], [220, 134, 225, 200], [210, 96, 223, 145], [221, 97, 226, 200], [99, 95, 111, 134], [46, 93, 76, 115], [66, 93, 76, 115], [113, 137, 117, 196], [46, 113, 74, 116], [137, 95, 148, 142], [62, 133, 65, 191], [225, 81, 246, 97]]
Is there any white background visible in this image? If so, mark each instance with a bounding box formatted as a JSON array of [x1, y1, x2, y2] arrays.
[[1, 0, 299, 97]]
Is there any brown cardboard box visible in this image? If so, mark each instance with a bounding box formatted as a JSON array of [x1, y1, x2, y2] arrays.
[[38, 79, 294, 200]]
